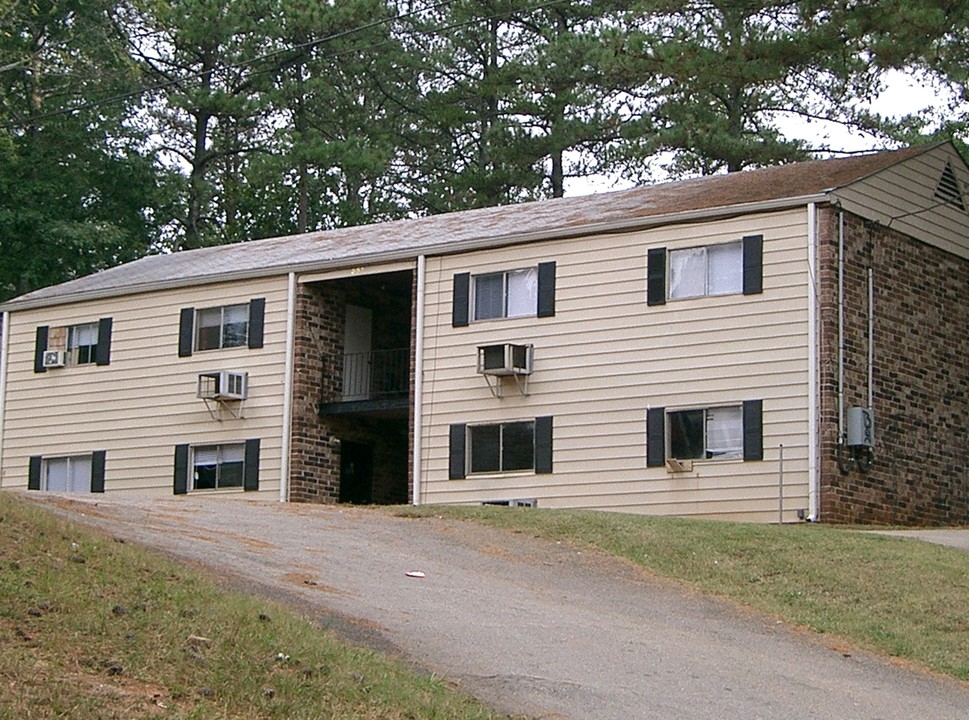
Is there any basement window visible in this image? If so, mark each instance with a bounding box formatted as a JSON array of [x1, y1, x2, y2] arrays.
[[44, 455, 94, 492]]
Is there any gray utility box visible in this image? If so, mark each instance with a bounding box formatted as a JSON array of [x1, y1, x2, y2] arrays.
[[847, 406, 875, 447]]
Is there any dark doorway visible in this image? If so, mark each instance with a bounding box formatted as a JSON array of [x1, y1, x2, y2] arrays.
[[339, 441, 374, 504]]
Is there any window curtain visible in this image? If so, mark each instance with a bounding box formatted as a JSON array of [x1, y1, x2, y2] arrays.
[[669, 248, 706, 299], [706, 407, 743, 458], [707, 242, 743, 295], [506, 267, 538, 317]]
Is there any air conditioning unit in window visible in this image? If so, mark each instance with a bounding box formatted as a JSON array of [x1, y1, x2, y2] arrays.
[[42, 350, 66, 368], [477, 343, 533, 376], [197, 370, 248, 401]]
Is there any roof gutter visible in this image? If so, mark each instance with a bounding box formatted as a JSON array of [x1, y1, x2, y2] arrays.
[[0, 192, 831, 314]]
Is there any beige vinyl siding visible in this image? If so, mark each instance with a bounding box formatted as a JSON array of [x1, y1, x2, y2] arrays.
[[419, 208, 812, 522], [834, 143, 969, 261], [1, 277, 290, 496]]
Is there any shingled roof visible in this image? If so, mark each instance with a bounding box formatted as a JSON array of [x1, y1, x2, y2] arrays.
[[2, 143, 935, 311]]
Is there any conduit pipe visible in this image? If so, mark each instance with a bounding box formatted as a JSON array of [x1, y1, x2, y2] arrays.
[[868, 266, 874, 409], [412, 255, 426, 506], [279, 272, 297, 502]]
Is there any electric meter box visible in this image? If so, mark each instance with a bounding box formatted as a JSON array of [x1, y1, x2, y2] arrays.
[[847, 406, 875, 447]]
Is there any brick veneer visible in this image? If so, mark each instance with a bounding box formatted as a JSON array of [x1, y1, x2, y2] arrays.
[[289, 283, 344, 503], [817, 206, 969, 525]]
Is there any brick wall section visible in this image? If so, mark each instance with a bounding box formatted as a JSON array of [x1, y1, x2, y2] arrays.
[[817, 206, 969, 525], [289, 284, 344, 503]]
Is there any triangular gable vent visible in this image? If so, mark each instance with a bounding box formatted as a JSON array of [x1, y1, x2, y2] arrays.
[[934, 161, 966, 212]]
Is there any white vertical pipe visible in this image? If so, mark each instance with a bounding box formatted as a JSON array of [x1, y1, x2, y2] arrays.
[[0, 311, 9, 487], [838, 210, 846, 444], [279, 272, 297, 502], [807, 203, 819, 521], [412, 255, 426, 506], [867, 267, 874, 409]]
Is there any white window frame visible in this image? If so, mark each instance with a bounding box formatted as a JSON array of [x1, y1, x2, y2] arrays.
[[668, 241, 743, 300], [191, 443, 247, 491], [195, 303, 249, 351], [667, 405, 743, 461], [472, 267, 539, 321], [43, 455, 93, 492], [467, 420, 536, 474]]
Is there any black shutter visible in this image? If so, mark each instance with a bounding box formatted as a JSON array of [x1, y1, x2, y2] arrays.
[[743, 400, 764, 461], [178, 308, 195, 357], [173, 444, 189, 495], [244, 438, 261, 491], [28, 456, 42, 491], [95, 318, 112, 366], [248, 298, 266, 349], [647, 248, 667, 306], [449, 424, 466, 479], [534, 416, 553, 474], [743, 235, 763, 295], [452, 273, 470, 327], [34, 326, 49, 373], [91, 451, 106, 493], [537, 262, 556, 318], [646, 408, 666, 467]]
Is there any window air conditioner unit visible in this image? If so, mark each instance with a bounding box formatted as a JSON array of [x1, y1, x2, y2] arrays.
[[42, 350, 66, 368], [197, 370, 248, 400], [477, 343, 533, 376]]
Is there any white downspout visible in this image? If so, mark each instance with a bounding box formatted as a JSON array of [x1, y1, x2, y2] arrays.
[[279, 272, 297, 502], [807, 204, 820, 521], [412, 255, 426, 506], [838, 210, 846, 455], [0, 312, 9, 487]]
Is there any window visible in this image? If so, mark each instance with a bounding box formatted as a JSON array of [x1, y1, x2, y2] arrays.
[[178, 299, 265, 357], [68, 322, 99, 365], [44, 455, 93, 492], [646, 236, 762, 306], [34, 318, 112, 372], [173, 439, 260, 494], [669, 406, 743, 460], [469, 421, 535, 473], [192, 443, 245, 490], [29, 451, 106, 492], [669, 242, 743, 299], [647, 401, 763, 467], [196, 304, 249, 351], [451, 263, 556, 327], [474, 268, 538, 320], [449, 417, 553, 479]]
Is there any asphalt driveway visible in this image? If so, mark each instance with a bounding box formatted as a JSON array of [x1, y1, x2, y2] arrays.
[[34, 494, 969, 720]]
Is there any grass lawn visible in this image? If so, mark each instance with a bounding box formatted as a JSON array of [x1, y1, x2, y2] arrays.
[[0, 492, 525, 719], [398, 505, 969, 681]]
